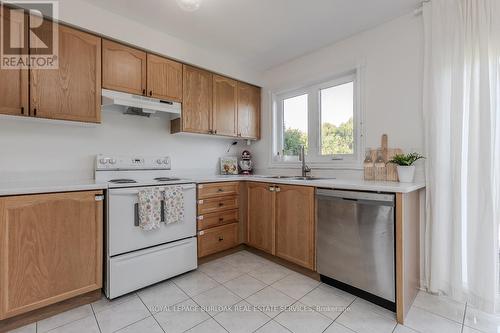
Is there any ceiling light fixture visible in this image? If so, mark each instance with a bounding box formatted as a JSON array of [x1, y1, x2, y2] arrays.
[[176, 0, 202, 12]]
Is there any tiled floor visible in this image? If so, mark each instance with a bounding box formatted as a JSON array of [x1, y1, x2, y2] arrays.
[[8, 250, 500, 333]]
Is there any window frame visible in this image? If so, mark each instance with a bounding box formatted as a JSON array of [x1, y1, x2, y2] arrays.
[[271, 69, 364, 169]]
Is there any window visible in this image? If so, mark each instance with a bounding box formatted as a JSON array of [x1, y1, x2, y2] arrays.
[[273, 71, 362, 167], [283, 94, 308, 156]]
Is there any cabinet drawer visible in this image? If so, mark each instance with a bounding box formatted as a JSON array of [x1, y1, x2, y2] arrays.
[[197, 182, 239, 199], [198, 223, 238, 257], [197, 209, 239, 231], [198, 195, 239, 215]]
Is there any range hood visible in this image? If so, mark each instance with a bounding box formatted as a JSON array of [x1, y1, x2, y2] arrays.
[[101, 89, 181, 117]]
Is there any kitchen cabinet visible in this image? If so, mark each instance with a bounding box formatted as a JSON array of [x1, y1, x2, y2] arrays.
[[0, 191, 103, 320], [146, 53, 182, 102], [197, 182, 240, 257], [31, 25, 101, 123], [102, 39, 147, 96], [0, 7, 28, 117], [212, 75, 238, 137], [237, 82, 260, 139], [247, 182, 276, 254], [275, 184, 315, 269], [247, 182, 315, 269], [171, 65, 212, 134], [198, 223, 238, 258], [103, 40, 183, 102]]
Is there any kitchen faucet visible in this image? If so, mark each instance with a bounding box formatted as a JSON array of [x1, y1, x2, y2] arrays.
[[299, 145, 311, 177]]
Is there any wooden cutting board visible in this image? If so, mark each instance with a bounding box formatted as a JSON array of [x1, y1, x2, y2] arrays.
[[364, 134, 403, 182]]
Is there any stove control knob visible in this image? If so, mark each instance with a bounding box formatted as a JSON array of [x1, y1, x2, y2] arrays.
[[109, 159, 116, 165], [99, 158, 108, 164], [163, 158, 169, 164], [156, 159, 163, 164]]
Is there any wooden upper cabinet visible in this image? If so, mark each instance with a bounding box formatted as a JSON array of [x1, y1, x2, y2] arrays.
[[247, 182, 275, 254], [30, 25, 101, 123], [146, 54, 182, 102], [102, 39, 146, 95], [237, 83, 260, 139], [174, 65, 212, 134], [0, 7, 28, 116], [0, 191, 103, 320], [213, 75, 238, 137], [275, 185, 315, 270]]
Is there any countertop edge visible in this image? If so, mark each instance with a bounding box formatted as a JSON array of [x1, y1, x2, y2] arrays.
[[0, 176, 425, 196]]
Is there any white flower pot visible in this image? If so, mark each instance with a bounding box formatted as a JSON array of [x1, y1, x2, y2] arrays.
[[397, 165, 415, 183]]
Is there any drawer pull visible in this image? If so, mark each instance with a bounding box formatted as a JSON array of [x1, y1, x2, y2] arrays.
[[219, 217, 224, 222], [217, 188, 224, 192], [218, 203, 224, 207], [218, 236, 224, 242]]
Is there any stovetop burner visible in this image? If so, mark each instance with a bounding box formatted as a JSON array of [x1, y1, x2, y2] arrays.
[[109, 179, 138, 184], [154, 177, 181, 182]]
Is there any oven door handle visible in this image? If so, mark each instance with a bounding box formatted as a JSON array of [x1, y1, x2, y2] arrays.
[[134, 203, 140, 227], [135, 201, 167, 227], [110, 183, 196, 195]]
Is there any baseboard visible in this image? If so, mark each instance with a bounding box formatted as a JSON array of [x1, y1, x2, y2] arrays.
[[0, 289, 102, 333]]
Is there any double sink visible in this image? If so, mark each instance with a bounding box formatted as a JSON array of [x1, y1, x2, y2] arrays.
[[263, 175, 335, 181]]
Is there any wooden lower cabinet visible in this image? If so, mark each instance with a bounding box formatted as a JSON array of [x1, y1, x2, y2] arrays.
[[197, 182, 241, 258], [198, 209, 239, 231], [247, 182, 315, 269], [0, 191, 103, 320], [275, 185, 315, 270], [247, 182, 275, 254], [198, 196, 239, 215], [198, 223, 238, 258]]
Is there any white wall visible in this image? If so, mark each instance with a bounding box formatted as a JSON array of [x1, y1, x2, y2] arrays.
[[0, 0, 259, 182], [0, 111, 244, 181], [252, 13, 425, 179]]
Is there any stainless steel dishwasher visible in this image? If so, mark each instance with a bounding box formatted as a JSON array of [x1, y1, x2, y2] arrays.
[[316, 189, 396, 311]]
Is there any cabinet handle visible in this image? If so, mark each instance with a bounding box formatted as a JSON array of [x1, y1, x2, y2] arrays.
[[269, 186, 275, 192], [275, 187, 281, 192], [218, 202, 224, 207], [219, 217, 224, 222], [217, 188, 224, 192], [149, 90, 153, 96], [218, 236, 224, 242], [21, 107, 24, 115], [213, 130, 217, 134], [142, 89, 146, 95], [33, 108, 37, 116]]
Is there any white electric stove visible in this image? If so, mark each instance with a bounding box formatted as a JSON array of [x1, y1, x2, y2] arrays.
[[95, 154, 197, 299]]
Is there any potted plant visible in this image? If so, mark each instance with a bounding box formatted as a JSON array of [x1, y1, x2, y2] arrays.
[[387, 152, 424, 183]]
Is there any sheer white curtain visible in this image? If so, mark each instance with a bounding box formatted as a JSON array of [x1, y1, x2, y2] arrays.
[[423, 0, 500, 312]]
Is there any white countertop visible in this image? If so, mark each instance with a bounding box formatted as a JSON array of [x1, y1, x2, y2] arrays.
[[0, 178, 108, 196], [0, 174, 425, 196], [194, 175, 426, 193]]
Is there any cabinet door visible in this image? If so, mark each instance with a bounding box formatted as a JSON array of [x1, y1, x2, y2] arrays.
[[237, 82, 260, 139], [275, 185, 315, 269], [0, 191, 103, 320], [247, 182, 275, 254], [0, 7, 28, 116], [180, 65, 212, 134], [30, 25, 101, 123], [146, 54, 182, 102], [213, 75, 237, 136], [102, 39, 146, 95]]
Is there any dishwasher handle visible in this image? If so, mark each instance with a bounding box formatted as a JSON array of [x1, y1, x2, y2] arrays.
[[316, 189, 395, 205]]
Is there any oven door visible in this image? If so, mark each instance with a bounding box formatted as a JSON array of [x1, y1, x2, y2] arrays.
[[108, 183, 196, 256]]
